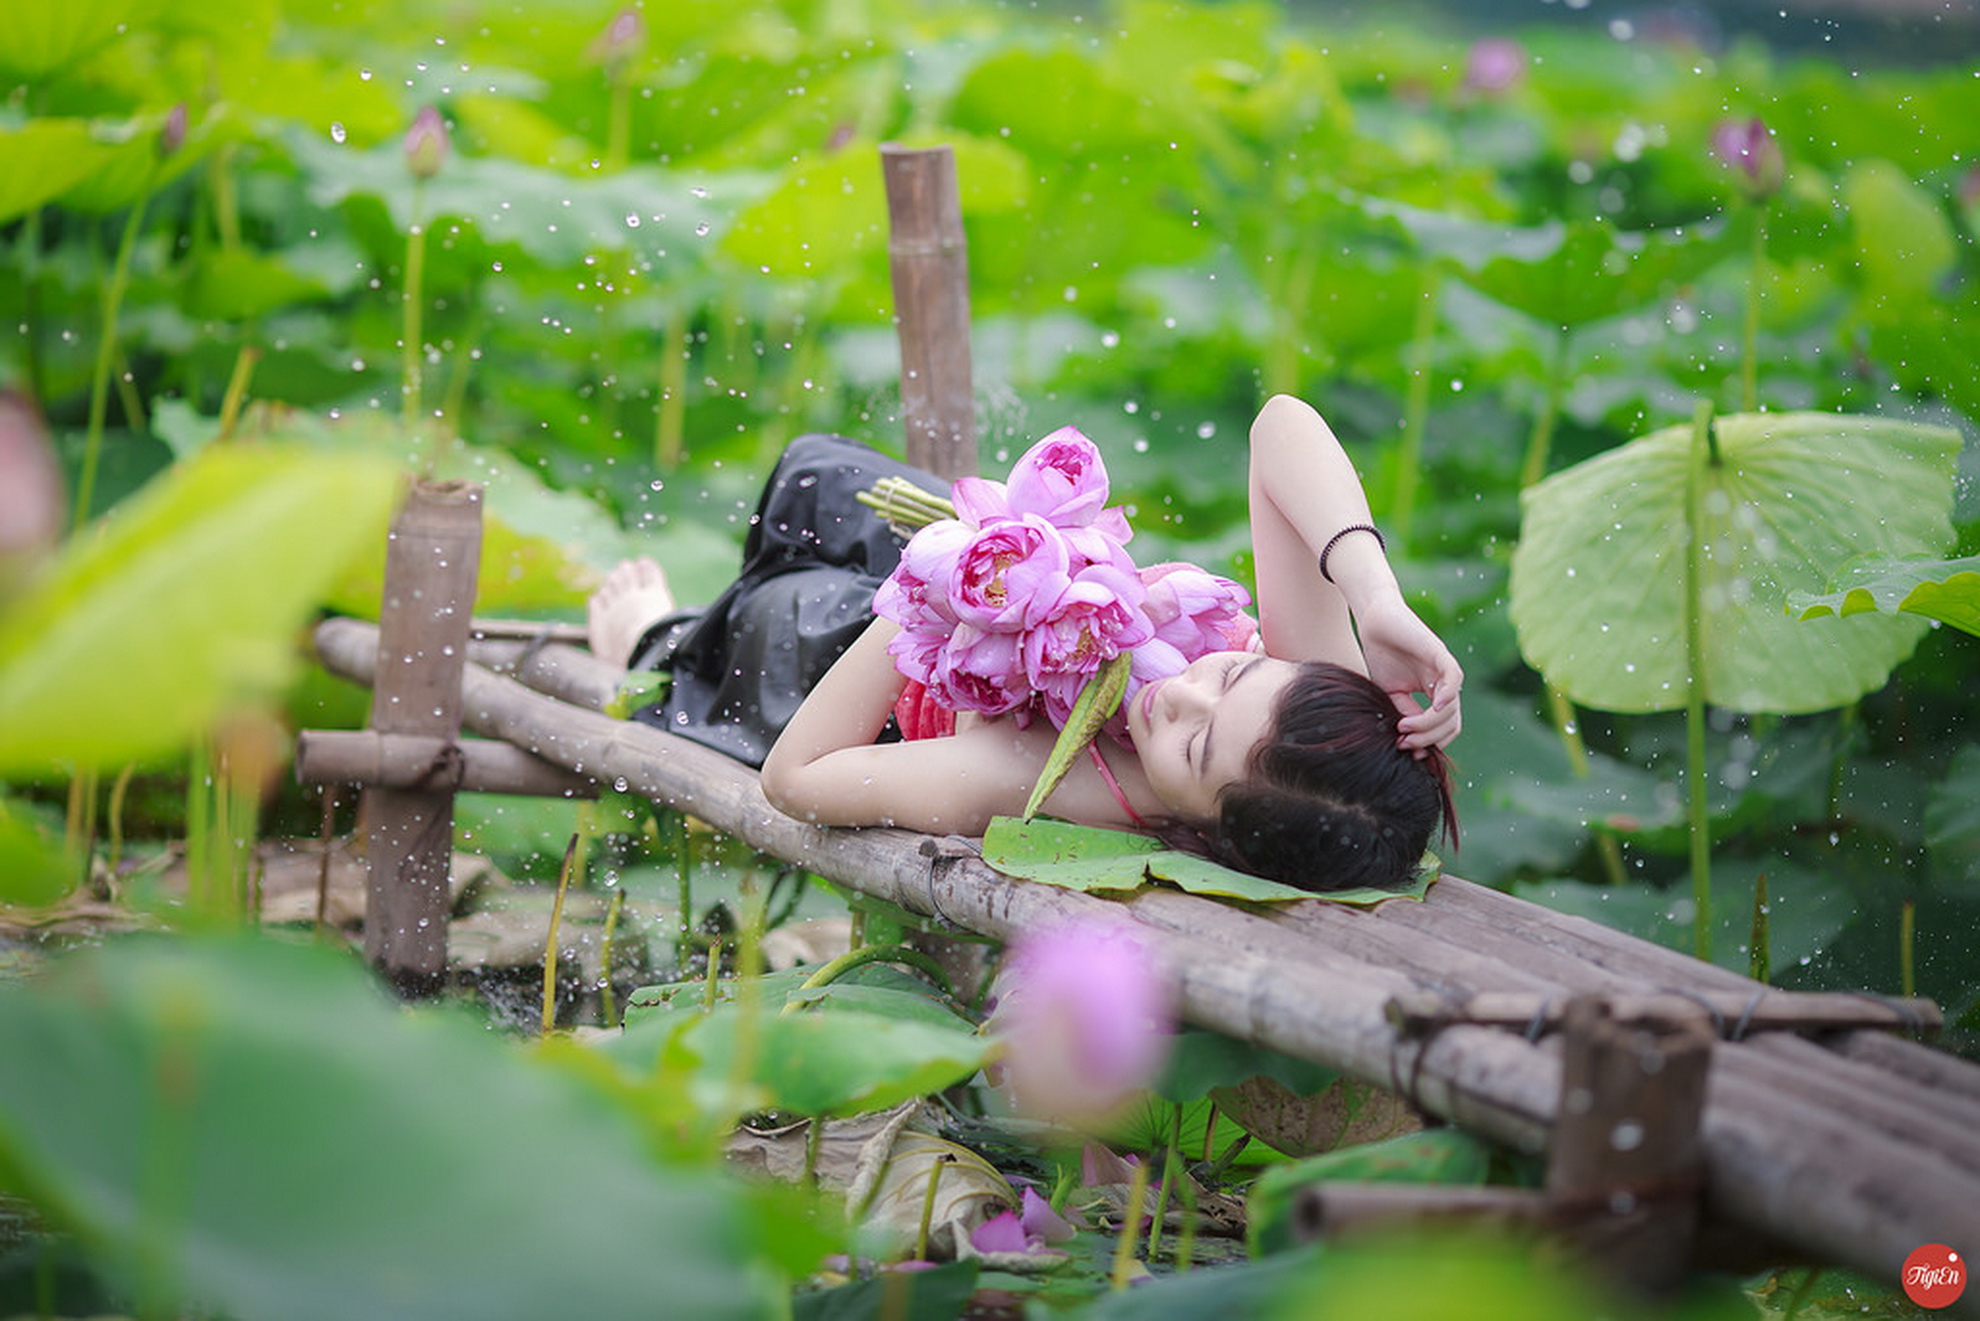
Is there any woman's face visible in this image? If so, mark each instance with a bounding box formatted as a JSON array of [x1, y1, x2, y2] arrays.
[[1126, 651, 1298, 823]]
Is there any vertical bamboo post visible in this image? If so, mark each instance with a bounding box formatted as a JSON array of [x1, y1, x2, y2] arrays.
[[1546, 995, 1713, 1296], [881, 144, 976, 481], [360, 479, 483, 998]]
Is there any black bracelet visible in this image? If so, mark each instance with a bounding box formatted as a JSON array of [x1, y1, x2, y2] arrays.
[[1318, 523, 1386, 583]]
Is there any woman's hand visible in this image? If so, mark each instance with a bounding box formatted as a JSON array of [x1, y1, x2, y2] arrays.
[[1352, 596, 1463, 755]]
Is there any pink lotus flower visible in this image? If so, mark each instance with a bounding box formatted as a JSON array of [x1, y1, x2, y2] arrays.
[[949, 515, 1075, 632], [404, 106, 450, 180], [1462, 38, 1527, 96], [987, 917, 1176, 1125], [1020, 1187, 1078, 1243], [932, 625, 1034, 719], [951, 427, 1133, 543], [873, 518, 972, 628], [1711, 117, 1784, 202], [1140, 562, 1255, 658]]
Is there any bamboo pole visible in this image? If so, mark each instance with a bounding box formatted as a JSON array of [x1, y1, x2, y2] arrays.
[[296, 729, 597, 798], [309, 618, 1980, 1282], [356, 481, 482, 997], [881, 145, 975, 482]]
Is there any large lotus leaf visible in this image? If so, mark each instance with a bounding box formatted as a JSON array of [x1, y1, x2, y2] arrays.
[[1924, 744, 1980, 892], [1455, 216, 1733, 329], [0, 934, 786, 1321], [0, 0, 159, 81], [288, 128, 744, 268], [0, 119, 122, 224], [0, 444, 400, 774], [1844, 159, 1959, 320], [1789, 554, 1980, 639], [610, 1001, 989, 1120], [56, 107, 229, 215], [1509, 412, 1960, 714]]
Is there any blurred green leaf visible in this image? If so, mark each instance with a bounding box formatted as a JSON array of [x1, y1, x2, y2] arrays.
[[0, 119, 121, 224], [0, 443, 401, 774], [1510, 411, 1960, 713], [0, 795, 72, 907], [1457, 217, 1733, 330], [1843, 159, 1958, 320], [612, 1000, 989, 1119], [0, 933, 790, 1321], [1246, 1129, 1493, 1257], [1925, 744, 1980, 892], [0, 0, 160, 82], [1515, 856, 1849, 976]]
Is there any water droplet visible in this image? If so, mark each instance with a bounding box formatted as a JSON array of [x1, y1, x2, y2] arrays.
[[329, 122, 347, 144]]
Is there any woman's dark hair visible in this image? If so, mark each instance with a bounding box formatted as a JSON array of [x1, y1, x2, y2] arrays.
[[1201, 660, 1456, 893]]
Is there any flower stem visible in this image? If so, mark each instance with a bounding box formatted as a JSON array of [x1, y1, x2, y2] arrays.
[[1391, 264, 1441, 550], [541, 833, 580, 1036], [75, 180, 158, 531], [1110, 1157, 1151, 1289], [1684, 400, 1716, 960], [402, 181, 429, 441], [1740, 205, 1768, 413]]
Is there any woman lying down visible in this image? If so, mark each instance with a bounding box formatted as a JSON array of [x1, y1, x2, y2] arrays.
[[586, 393, 1461, 894]]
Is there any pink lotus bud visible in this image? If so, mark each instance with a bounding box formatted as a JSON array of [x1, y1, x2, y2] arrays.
[[404, 106, 450, 181], [0, 390, 65, 584], [158, 103, 188, 159], [1959, 165, 1980, 236], [1711, 117, 1785, 202], [1462, 37, 1527, 95], [987, 917, 1176, 1126], [590, 7, 646, 74]]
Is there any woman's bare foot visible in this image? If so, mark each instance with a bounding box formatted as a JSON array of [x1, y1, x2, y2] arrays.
[[587, 557, 678, 669]]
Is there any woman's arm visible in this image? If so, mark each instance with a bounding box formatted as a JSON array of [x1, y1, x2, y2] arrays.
[[1247, 393, 1462, 752], [759, 617, 1048, 831]]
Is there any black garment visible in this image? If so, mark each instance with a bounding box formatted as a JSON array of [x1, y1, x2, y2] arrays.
[[628, 433, 945, 767]]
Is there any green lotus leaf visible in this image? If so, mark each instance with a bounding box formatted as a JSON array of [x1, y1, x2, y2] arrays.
[[0, 119, 121, 224], [0, 444, 401, 774], [1789, 554, 1980, 639], [1456, 216, 1733, 329], [0, 0, 160, 81], [981, 816, 1433, 907], [1509, 411, 1960, 714]]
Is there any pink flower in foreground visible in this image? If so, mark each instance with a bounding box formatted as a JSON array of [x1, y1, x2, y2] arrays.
[[988, 918, 1176, 1125], [0, 390, 63, 585], [1711, 116, 1784, 202], [1462, 37, 1527, 96]]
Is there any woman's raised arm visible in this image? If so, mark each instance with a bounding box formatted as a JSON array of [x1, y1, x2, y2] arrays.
[[1247, 393, 1462, 752]]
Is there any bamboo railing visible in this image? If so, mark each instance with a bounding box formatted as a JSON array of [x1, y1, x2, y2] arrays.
[[310, 617, 1980, 1295]]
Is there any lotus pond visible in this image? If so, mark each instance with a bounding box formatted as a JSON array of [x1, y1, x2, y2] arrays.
[[1, 0, 1975, 1315]]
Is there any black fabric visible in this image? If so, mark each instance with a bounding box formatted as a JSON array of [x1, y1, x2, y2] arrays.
[[628, 433, 944, 768]]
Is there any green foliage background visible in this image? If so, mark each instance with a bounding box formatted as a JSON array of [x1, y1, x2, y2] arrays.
[[2, 0, 1977, 1314]]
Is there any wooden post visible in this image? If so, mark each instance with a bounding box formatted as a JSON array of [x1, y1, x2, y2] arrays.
[[359, 480, 483, 998], [881, 144, 975, 481], [296, 730, 597, 798], [1545, 995, 1713, 1296]]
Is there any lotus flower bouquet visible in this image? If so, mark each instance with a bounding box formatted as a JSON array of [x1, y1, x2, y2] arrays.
[[865, 428, 1255, 785]]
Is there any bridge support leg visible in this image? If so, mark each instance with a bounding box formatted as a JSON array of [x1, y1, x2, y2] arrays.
[[357, 479, 483, 998]]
